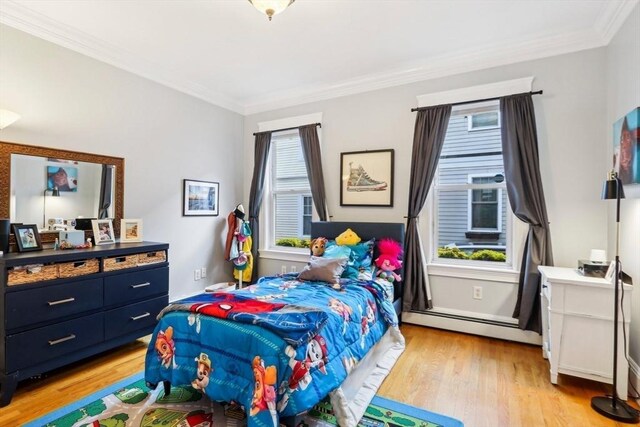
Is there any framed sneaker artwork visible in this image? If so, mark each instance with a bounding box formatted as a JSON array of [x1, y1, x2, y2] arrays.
[[340, 149, 394, 207]]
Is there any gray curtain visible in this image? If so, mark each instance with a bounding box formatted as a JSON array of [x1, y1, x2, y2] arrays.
[[501, 93, 553, 333], [403, 105, 452, 312], [98, 164, 114, 219], [299, 124, 329, 221], [248, 131, 272, 283]]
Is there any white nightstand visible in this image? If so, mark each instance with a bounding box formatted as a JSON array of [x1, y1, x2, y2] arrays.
[[538, 266, 633, 399]]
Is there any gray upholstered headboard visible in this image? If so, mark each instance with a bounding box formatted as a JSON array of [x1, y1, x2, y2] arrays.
[[310, 221, 405, 304]]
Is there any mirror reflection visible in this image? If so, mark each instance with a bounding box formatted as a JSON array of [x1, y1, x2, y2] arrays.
[[10, 154, 115, 231]]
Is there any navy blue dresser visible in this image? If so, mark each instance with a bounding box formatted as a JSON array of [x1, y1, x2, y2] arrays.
[[0, 241, 169, 406]]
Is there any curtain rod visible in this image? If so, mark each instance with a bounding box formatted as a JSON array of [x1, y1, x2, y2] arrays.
[[253, 122, 321, 136], [410, 90, 543, 112]]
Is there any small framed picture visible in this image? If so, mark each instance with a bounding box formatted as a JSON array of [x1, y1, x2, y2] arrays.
[[120, 219, 143, 243], [183, 179, 219, 216], [340, 149, 394, 207], [12, 224, 43, 252], [91, 219, 115, 245]]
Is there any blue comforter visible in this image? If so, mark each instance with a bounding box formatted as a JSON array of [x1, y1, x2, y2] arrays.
[[144, 274, 398, 427]]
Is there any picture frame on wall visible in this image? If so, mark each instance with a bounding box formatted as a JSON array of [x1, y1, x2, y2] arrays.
[[612, 107, 639, 198], [340, 149, 394, 207], [120, 219, 143, 243], [12, 224, 43, 252], [91, 219, 115, 245], [183, 179, 219, 216]]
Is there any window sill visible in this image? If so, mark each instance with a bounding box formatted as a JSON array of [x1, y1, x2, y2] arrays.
[[427, 262, 519, 284], [259, 248, 310, 263]]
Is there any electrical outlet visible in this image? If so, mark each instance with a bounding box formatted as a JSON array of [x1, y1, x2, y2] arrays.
[[290, 265, 297, 273], [281, 265, 287, 274], [473, 286, 483, 300], [194, 269, 201, 281], [201, 267, 207, 278]]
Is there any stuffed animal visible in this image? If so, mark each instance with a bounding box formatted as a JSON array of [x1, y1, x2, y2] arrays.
[[310, 237, 328, 257], [335, 228, 361, 246], [375, 238, 403, 282]]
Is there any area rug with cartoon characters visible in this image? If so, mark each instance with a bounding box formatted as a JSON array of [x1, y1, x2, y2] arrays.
[[24, 372, 463, 427]]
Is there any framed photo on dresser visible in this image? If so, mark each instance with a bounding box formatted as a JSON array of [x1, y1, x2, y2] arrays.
[[92, 219, 115, 245], [12, 224, 42, 252]]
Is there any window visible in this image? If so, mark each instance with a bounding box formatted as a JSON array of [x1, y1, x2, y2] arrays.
[[468, 111, 500, 131], [269, 131, 313, 249], [301, 196, 313, 236], [468, 175, 502, 232], [433, 101, 511, 265]]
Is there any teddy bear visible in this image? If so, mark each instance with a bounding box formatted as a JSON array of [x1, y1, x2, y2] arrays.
[[310, 237, 328, 257]]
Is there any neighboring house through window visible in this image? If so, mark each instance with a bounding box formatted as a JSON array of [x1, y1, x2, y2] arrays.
[[433, 100, 511, 265]]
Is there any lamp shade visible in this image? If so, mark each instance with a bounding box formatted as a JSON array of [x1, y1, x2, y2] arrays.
[[248, 0, 295, 20], [51, 187, 60, 197], [0, 109, 21, 130], [602, 177, 625, 200]]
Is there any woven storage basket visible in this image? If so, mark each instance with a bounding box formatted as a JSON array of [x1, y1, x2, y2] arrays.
[[104, 254, 138, 271], [137, 250, 167, 266], [8, 264, 59, 286], [58, 259, 100, 278]]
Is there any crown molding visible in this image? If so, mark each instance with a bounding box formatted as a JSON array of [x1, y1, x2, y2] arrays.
[[594, 0, 639, 45], [243, 28, 605, 115], [0, 1, 245, 115], [1, 0, 636, 117]]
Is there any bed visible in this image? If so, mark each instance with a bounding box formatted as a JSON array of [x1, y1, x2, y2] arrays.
[[144, 221, 406, 427]]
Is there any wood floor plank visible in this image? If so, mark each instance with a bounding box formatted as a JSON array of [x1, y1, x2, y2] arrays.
[[1, 325, 638, 426]]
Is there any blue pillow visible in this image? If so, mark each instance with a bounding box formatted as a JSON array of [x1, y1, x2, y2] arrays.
[[326, 239, 374, 279], [323, 244, 352, 260]]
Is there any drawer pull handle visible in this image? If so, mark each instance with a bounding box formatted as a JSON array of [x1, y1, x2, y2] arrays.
[[131, 312, 151, 321], [48, 297, 76, 306], [114, 257, 127, 263], [130, 282, 151, 289], [48, 334, 76, 346], [73, 261, 86, 268]]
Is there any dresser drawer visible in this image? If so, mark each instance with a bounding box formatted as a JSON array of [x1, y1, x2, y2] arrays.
[[5, 313, 104, 372], [5, 278, 103, 330], [104, 267, 168, 306], [104, 295, 168, 340]]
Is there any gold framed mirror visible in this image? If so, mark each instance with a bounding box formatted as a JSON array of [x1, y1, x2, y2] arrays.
[[0, 141, 124, 245]]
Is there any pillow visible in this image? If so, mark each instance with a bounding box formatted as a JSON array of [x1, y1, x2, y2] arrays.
[[323, 244, 351, 260], [327, 239, 374, 279], [335, 228, 361, 246], [298, 256, 348, 284]]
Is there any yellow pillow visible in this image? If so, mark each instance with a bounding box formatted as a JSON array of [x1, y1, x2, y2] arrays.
[[335, 228, 361, 246]]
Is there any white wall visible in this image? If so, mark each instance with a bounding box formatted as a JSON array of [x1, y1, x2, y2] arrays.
[[605, 3, 640, 387], [0, 25, 244, 300], [243, 47, 609, 324]]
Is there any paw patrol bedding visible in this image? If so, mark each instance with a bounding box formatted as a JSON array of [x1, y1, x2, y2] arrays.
[[144, 274, 400, 427]]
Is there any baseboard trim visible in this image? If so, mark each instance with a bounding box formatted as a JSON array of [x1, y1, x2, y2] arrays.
[[403, 310, 542, 345], [629, 357, 640, 404]]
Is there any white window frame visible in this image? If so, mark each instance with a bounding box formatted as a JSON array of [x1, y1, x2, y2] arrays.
[[467, 111, 500, 131], [467, 173, 503, 232], [258, 112, 322, 262], [416, 78, 534, 281]]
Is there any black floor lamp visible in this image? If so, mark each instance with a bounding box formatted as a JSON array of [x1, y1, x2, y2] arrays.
[[591, 170, 639, 423]]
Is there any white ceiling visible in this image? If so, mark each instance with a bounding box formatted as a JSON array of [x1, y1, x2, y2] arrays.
[[1, 0, 637, 114]]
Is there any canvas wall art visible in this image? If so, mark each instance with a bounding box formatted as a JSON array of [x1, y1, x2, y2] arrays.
[[613, 107, 639, 197], [47, 166, 78, 192]]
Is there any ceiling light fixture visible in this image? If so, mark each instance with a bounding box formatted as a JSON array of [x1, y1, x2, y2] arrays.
[[248, 0, 295, 21]]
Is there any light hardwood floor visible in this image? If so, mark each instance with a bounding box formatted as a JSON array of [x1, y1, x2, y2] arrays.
[[1, 324, 638, 426]]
